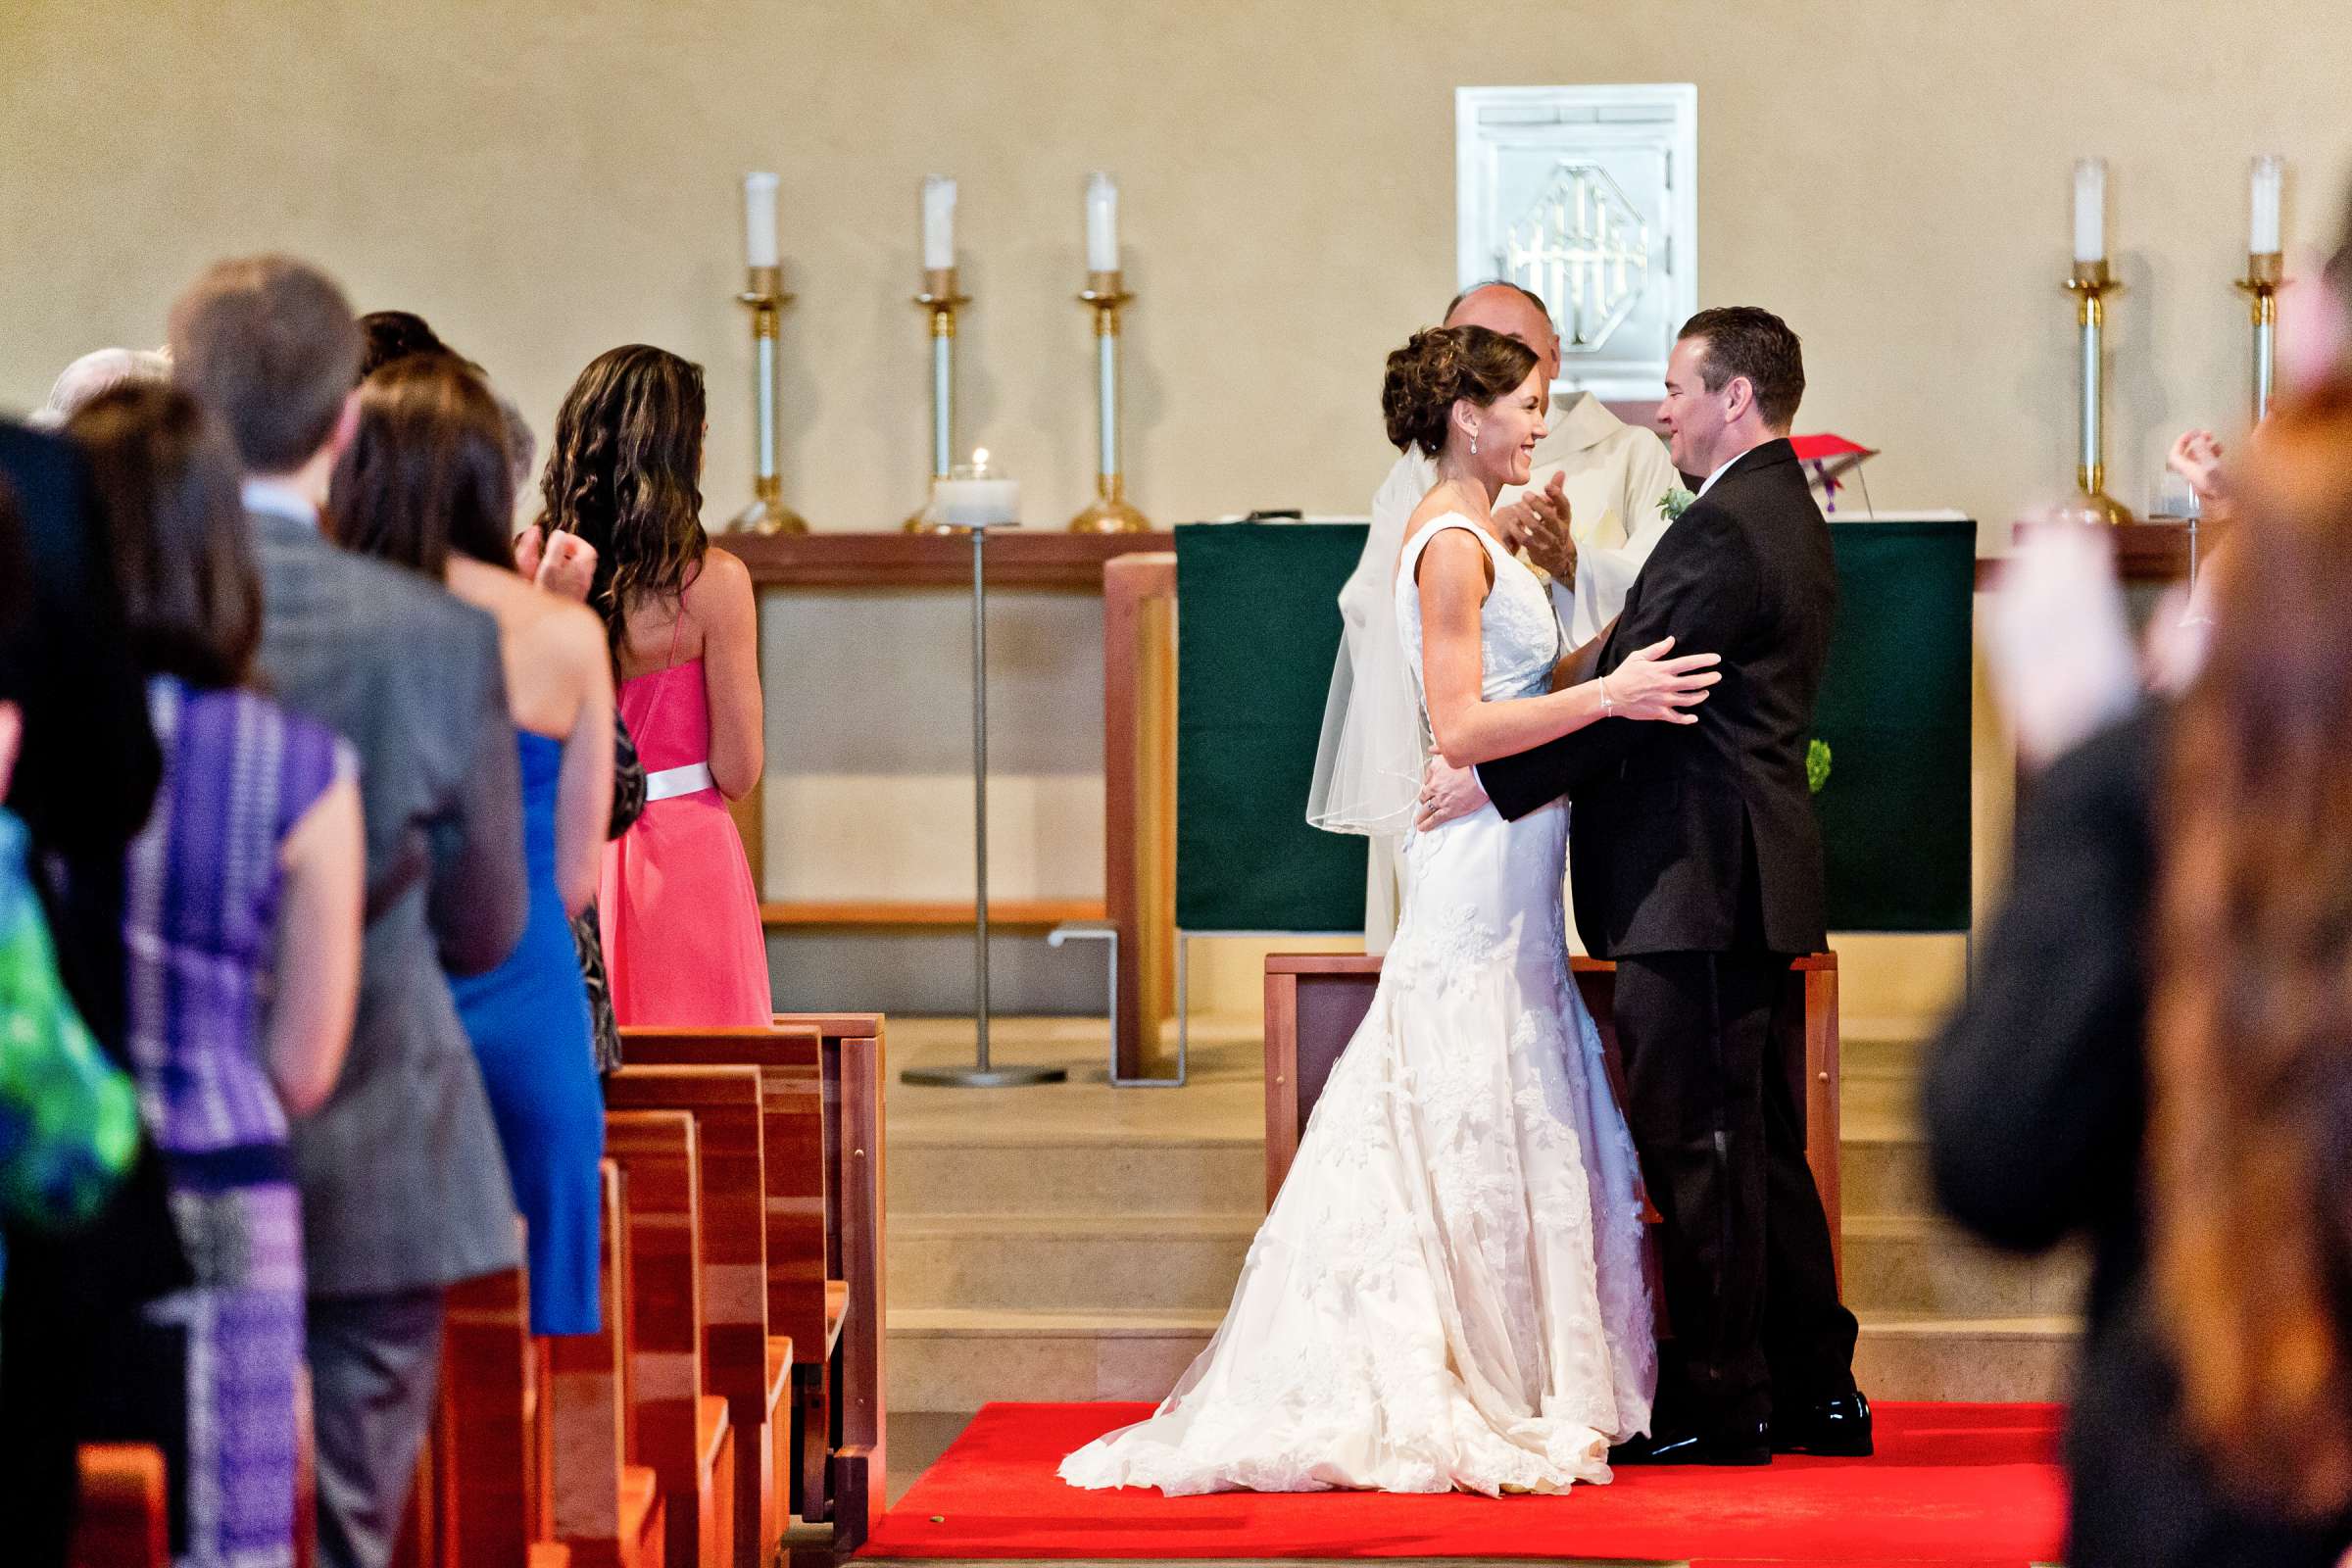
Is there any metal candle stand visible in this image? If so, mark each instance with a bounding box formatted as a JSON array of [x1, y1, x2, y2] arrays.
[[2237, 250, 2283, 422], [1068, 270, 1150, 533], [2063, 258, 2132, 524], [905, 269, 970, 534], [900, 507, 1065, 1090], [730, 265, 808, 534]]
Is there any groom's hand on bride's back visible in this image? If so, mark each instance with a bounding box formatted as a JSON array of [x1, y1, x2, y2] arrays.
[[1416, 757, 1490, 831]]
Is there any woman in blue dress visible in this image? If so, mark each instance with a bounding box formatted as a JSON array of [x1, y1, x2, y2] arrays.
[[329, 354, 614, 1335]]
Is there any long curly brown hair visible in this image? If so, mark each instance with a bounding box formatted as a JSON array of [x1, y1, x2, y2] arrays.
[[2151, 379, 2352, 1517], [537, 344, 707, 657]]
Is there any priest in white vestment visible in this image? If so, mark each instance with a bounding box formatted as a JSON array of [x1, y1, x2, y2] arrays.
[[1312, 282, 1681, 950]]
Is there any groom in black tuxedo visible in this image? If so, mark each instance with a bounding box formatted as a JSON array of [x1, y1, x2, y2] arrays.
[[1438, 308, 1864, 1463]]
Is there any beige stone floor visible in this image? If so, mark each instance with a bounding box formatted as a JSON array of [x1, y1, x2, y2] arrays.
[[883, 1012, 1268, 1145]]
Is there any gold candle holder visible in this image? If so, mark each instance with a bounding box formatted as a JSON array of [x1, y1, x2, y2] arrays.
[[2063, 258, 2132, 524], [1069, 270, 1150, 533], [905, 267, 971, 533], [2236, 249, 2284, 422], [730, 265, 808, 535]]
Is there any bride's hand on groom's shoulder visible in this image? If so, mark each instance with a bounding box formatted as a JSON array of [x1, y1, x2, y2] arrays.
[[1607, 636, 1721, 724]]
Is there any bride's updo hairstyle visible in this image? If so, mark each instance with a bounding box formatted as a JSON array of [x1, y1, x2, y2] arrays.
[[1382, 324, 1538, 456]]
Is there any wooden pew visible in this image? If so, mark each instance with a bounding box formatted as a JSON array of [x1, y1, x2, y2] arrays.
[[605, 1109, 734, 1568], [549, 1160, 665, 1568], [72, 1443, 169, 1568], [615, 1027, 822, 1551], [770, 1012, 887, 1550], [1262, 953, 1844, 1275], [605, 1066, 780, 1568], [620, 1016, 887, 1552], [440, 1264, 569, 1568]]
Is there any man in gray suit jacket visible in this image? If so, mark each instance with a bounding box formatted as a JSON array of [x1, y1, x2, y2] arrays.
[[171, 256, 527, 1568]]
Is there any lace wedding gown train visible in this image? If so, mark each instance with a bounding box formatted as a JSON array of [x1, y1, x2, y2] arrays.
[[1060, 515, 1655, 1497]]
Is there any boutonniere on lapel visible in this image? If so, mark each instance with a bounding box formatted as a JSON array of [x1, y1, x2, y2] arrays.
[[1658, 487, 1698, 522], [1807, 738, 1833, 795]]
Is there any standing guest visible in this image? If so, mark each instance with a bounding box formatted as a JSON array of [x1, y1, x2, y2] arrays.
[[69, 383, 366, 1568], [0, 478, 141, 1308], [356, 310, 449, 379], [540, 345, 769, 1027], [0, 418, 177, 1568], [331, 354, 613, 1335], [1927, 387, 2352, 1567], [28, 346, 172, 429], [517, 471, 646, 1075], [169, 254, 526, 1568]]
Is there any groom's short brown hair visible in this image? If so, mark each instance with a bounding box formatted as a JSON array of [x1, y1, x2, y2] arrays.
[[1679, 306, 1805, 430]]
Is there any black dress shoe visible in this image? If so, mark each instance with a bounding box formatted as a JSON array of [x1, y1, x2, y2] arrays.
[[1608, 1422, 1772, 1467], [1771, 1391, 1874, 1456]]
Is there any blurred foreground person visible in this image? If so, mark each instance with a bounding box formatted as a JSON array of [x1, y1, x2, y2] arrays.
[[1927, 383, 2352, 1568]]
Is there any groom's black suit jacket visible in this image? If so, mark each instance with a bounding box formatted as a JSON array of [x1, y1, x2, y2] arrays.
[[1481, 438, 1836, 958]]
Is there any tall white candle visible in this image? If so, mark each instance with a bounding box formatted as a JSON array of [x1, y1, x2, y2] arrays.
[[743, 172, 779, 270], [2073, 158, 2107, 264], [2250, 155, 2284, 255], [922, 175, 957, 271], [1086, 172, 1118, 272]]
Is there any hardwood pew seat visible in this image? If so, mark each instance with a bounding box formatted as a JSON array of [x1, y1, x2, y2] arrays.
[[550, 1160, 664, 1568], [617, 1017, 887, 1552], [605, 1110, 733, 1568], [606, 1065, 776, 1568], [72, 1443, 169, 1568]]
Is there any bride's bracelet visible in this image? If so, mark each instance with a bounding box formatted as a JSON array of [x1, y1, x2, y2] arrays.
[[1597, 673, 1615, 716]]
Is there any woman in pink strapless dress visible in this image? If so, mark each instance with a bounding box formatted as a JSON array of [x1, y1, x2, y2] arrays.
[[601, 632, 769, 1025], [540, 343, 770, 1027]]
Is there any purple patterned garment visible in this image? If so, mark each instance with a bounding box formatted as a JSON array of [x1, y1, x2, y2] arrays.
[[123, 677, 348, 1568]]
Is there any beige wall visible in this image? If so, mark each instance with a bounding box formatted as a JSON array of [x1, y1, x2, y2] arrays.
[[7, 1, 2350, 528], [3, 1, 2333, 1024]]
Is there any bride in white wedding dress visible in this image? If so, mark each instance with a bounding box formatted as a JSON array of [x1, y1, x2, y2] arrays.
[[1060, 325, 1721, 1497]]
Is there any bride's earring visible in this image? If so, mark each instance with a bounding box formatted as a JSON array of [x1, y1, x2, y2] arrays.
[[1469, 431, 1480, 456]]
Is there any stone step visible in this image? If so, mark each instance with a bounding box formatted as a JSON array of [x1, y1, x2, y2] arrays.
[[1841, 1214, 2088, 1318], [889, 1134, 1262, 1219], [892, 1213, 1257, 1312], [890, 1208, 2081, 1322], [1839, 1126, 1938, 1221], [1851, 1313, 2079, 1403], [886, 1306, 2078, 1412], [889, 1306, 1222, 1410]]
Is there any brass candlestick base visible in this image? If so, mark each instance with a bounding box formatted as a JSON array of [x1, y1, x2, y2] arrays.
[[732, 265, 808, 535], [733, 476, 808, 536], [1072, 270, 1150, 532], [1069, 474, 1150, 534], [906, 267, 971, 533], [2063, 258, 2132, 524]]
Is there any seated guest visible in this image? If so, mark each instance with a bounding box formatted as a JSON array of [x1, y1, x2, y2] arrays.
[[540, 345, 769, 1026], [1926, 385, 2352, 1568], [330, 354, 613, 1336], [0, 478, 141, 1305], [28, 346, 172, 429], [68, 382, 366, 1567], [0, 418, 175, 1568], [169, 254, 526, 1568]]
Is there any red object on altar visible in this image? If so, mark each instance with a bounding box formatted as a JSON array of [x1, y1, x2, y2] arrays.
[[1788, 433, 1879, 514]]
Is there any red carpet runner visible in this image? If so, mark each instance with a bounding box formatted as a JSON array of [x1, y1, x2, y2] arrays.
[[860, 1401, 2067, 1564]]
